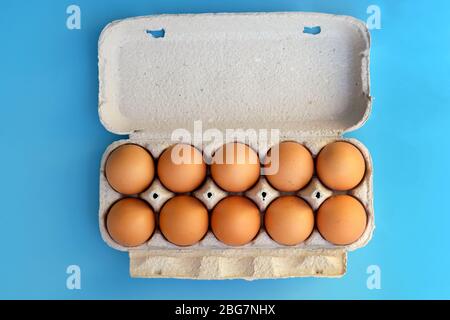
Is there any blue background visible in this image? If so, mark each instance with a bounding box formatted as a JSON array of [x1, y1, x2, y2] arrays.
[[1, 0, 449, 299]]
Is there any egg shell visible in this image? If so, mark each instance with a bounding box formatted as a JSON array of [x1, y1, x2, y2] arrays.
[[264, 141, 314, 192], [211, 143, 261, 192], [316, 195, 367, 245], [316, 141, 366, 191], [106, 198, 155, 247], [157, 144, 206, 193], [211, 196, 261, 246], [105, 144, 154, 195], [159, 195, 209, 246], [264, 196, 314, 246]]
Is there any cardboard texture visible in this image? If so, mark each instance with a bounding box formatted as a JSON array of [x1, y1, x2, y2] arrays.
[[98, 12, 374, 279]]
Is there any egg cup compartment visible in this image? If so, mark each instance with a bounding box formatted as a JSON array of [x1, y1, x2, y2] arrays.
[[99, 136, 374, 256], [98, 12, 373, 278]]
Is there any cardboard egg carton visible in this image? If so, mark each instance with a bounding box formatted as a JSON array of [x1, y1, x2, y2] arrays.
[[98, 12, 374, 279]]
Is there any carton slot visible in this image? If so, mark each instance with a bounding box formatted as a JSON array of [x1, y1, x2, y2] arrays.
[[303, 26, 321, 35], [146, 28, 165, 38]]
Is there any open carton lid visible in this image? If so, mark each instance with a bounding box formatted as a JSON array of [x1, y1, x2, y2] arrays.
[[98, 12, 371, 136]]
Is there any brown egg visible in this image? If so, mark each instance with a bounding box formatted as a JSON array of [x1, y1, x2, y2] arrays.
[[159, 195, 208, 246], [211, 143, 260, 192], [264, 196, 314, 245], [264, 141, 314, 192], [106, 198, 155, 247], [316, 195, 367, 245], [316, 141, 366, 191], [157, 144, 206, 193], [211, 196, 260, 246], [105, 144, 155, 195]]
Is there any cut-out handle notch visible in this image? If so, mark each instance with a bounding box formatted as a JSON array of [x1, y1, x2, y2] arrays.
[[146, 28, 165, 38], [303, 26, 321, 35]]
